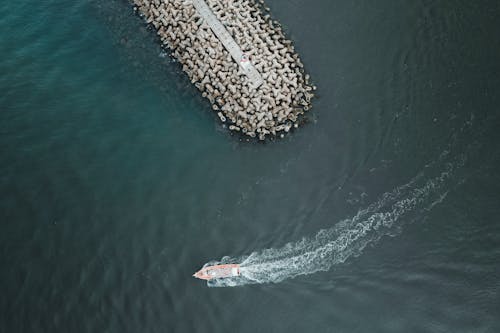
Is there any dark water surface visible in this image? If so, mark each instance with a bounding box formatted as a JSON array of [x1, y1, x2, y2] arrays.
[[1, 0, 500, 332]]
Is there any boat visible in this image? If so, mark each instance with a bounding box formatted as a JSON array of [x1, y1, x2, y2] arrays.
[[193, 264, 240, 280]]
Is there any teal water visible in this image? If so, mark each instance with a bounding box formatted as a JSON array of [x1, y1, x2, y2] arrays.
[[1, 0, 500, 332]]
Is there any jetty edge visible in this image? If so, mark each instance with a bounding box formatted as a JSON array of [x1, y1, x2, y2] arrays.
[[133, 0, 316, 140]]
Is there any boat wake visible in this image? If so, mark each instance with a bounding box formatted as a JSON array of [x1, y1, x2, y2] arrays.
[[206, 153, 465, 287]]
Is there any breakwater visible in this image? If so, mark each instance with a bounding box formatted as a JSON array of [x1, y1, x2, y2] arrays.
[[133, 0, 315, 140]]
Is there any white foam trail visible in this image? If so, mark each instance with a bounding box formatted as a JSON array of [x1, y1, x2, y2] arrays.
[[207, 158, 463, 287]]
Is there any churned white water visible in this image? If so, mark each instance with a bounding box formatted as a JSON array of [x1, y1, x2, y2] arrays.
[[207, 155, 464, 287]]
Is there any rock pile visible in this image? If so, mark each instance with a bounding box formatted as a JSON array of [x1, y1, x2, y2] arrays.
[[133, 0, 315, 140]]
